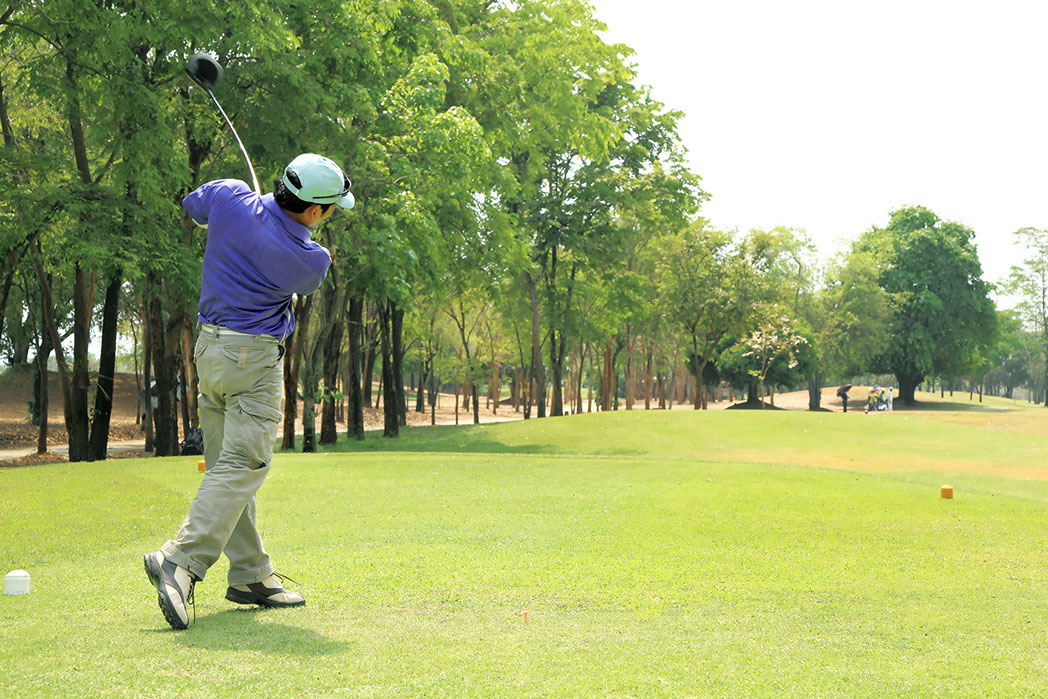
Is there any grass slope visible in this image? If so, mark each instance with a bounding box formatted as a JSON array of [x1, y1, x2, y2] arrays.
[[330, 392, 1048, 481], [2, 396, 1048, 697]]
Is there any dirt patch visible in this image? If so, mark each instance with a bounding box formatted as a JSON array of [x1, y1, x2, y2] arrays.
[[0, 366, 145, 448], [0, 451, 70, 468], [0, 365, 522, 454]]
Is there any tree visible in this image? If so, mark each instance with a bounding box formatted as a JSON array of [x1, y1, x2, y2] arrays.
[[1005, 227, 1048, 405], [659, 223, 754, 409], [818, 249, 893, 380], [986, 311, 1030, 399], [740, 310, 810, 409], [857, 206, 997, 405], [717, 325, 815, 406]]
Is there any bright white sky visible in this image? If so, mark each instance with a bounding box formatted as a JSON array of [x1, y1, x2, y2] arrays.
[[590, 0, 1048, 290]]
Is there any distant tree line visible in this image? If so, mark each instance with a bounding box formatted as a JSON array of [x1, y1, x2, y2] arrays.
[[0, 2, 1031, 462]]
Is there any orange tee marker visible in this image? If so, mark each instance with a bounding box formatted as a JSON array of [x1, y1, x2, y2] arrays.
[[940, 485, 953, 499], [198, 460, 207, 472]]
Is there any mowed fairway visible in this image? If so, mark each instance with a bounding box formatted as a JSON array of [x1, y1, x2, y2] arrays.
[[3, 394, 1048, 697]]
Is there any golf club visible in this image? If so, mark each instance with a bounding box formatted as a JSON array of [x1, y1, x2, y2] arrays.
[[185, 52, 261, 195]]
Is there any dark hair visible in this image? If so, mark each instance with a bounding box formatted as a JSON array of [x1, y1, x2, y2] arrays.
[[272, 175, 334, 215]]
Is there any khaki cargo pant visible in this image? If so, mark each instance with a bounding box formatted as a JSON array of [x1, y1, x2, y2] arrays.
[[160, 323, 284, 586]]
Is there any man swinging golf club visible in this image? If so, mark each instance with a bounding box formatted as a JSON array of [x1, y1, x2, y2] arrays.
[[143, 153, 354, 630]]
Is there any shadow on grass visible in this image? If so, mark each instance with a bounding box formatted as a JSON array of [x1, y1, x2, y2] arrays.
[[892, 400, 1013, 413], [313, 433, 653, 459], [312, 424, 557, 456], [149, 609, 347, 655]]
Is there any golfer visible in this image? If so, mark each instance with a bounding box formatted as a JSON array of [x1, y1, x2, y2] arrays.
[[144, 153, 354, 630]]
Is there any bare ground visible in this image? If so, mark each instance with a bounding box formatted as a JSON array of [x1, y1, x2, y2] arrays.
[[0, 366, 520, 453]]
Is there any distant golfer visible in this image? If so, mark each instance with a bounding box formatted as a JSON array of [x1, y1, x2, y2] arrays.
[[836, 384, 851, 413], [144, 153, 354, 630]]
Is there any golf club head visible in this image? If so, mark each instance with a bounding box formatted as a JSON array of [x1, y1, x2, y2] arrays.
[[186, 53, 223, 91]]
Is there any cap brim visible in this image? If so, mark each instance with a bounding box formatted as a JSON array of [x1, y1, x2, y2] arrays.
[[335, 191, 355, 210]]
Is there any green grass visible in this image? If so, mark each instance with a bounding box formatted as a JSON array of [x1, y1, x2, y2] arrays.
[[3, 395, 1048, 696]]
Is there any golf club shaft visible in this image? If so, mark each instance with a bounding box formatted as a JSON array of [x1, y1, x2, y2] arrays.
[[205, 88, 261, 195]]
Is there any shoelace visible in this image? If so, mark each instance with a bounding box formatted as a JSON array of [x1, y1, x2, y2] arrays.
[[273, 572, 299, 588], [187, 576, 198, 625]]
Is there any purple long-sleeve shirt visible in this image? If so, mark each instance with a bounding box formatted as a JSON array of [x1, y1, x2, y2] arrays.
[[182, 179, 331, 339]]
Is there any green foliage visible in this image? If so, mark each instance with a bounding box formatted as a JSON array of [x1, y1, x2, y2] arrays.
[[817, 248, 894, 378], [658, 222, 755, 379], [848, 206, 997, 398], [717, 322, 816, 393]]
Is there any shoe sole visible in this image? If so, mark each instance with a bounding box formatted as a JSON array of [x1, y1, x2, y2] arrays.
[[143, 554, 190, 630], [143, 554, 161, 590], [225, 587, 306, 608]]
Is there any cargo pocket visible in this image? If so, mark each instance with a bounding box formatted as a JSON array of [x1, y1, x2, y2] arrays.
[[229, 394, 282, 467], [220, 344, 280, 369]]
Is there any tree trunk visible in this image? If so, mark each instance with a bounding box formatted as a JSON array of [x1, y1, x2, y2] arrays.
[[347, 296, 365, 440], [549, 328, 565, 417], [0, 249, 18, 349], [578, 345, 587, 415], [625, 328, 634, 410], [63, 61, 95, 462], [644, 345, 653, 411], [301, 384, 317, 453], [511, 367, 520, 412], [392, 302, 407, 427], [692, 349, 702, 410], [491, 359, 500, 414], [32, 245, 74, 444], [180, 315, 199, 430], [88, 272, 121, 461], [807, 371, 822, 411], [35, 321, 52, 456], [525, 272, 546, 418], [280, 347, 296, 450], [141, 297, 154, 452], [282, 296, 310, 450], [522, 364, 531, 419], [1042, 327, 1048, 406], [319, 319, 344, 445], [67, 263, 92, 461], [302, 273, 346, 450], [586, 358, 594, 412], [416, 355, 427, 413], [898, 373, 921, 405], [745, 380, 760, 406], [146, 276, 182, 457], [430, 370, 438, 425], [300, 312, 325, 453], [363, 303, 378, 404], [602, 339, 613, 412], [379, 302, 399, 437]]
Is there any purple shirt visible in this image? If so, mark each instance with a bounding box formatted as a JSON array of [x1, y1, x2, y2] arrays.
[[182, 179, 331, 339]]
